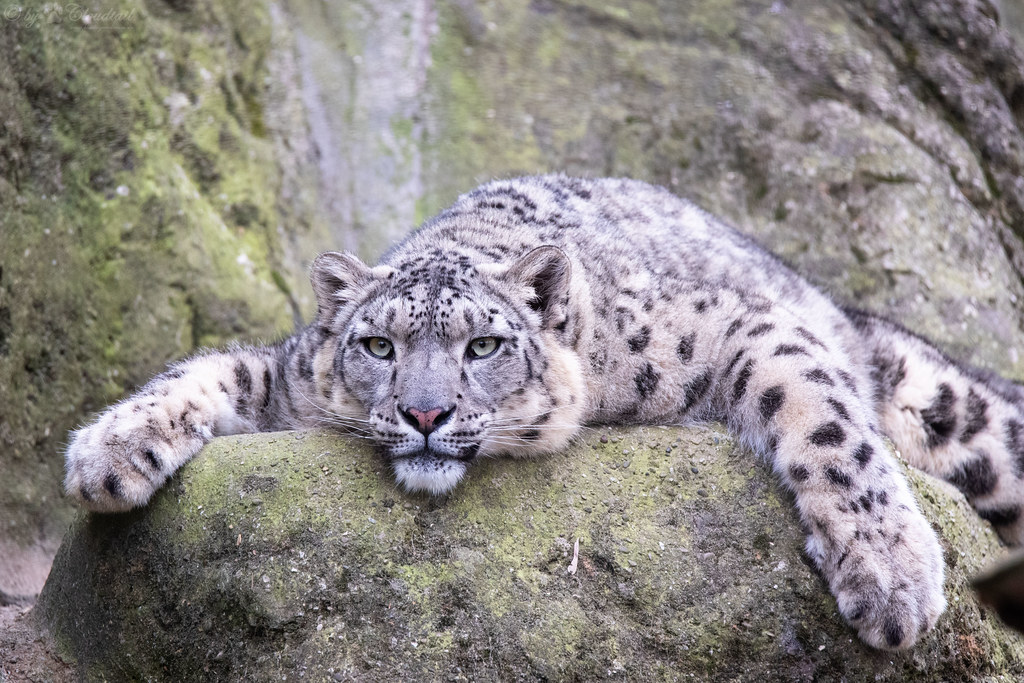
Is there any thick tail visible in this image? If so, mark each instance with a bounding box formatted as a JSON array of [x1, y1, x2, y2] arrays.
[[846, 308, 1024, 544]]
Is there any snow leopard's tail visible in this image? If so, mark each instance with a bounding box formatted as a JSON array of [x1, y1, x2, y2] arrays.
[[846, 309, 1024, 545]]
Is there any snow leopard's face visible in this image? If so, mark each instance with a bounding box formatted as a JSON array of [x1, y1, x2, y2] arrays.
[[310, 247, 584, 495]]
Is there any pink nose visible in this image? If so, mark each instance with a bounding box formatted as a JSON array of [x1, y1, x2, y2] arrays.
[[400, 405, 454, 435]]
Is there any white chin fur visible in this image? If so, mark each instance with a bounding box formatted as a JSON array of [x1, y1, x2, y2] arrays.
[[393, 454, 467, 495]]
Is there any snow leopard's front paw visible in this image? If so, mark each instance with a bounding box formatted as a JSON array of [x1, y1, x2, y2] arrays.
[[808, 500, 946, 650], [64, 393, 215, 512]]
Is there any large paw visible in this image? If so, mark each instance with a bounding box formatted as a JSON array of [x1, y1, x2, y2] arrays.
[[64, 393, 214, 512], [808, 501, 946, 650]]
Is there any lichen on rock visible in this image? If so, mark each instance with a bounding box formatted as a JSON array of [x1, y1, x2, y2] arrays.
[[38, 427, 1024, 680]]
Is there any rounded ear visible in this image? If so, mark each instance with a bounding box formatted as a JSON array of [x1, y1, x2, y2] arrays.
[[310, 252, 391, 320], [499, 246, 572, 329]]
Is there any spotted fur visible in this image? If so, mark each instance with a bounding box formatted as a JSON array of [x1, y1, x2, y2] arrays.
[[64, 175, 1024, 651]]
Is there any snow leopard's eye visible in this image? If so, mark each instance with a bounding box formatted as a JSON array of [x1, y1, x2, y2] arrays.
[[364, 337, 394, 359], [467, 337, 500, 359]]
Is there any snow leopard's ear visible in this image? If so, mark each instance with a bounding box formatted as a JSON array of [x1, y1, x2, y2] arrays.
[[310, 252, 393, 321], [487, 246, 572, 331]]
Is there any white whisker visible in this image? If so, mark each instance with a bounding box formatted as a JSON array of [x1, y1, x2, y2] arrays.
[[292, 385, 378, 440], [487, 424, 586, 431]]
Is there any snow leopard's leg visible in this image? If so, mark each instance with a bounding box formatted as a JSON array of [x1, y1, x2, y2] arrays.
[[64, 332, 322, 513], [847, 309, 1024, 545], [713, 305, 945, 651]]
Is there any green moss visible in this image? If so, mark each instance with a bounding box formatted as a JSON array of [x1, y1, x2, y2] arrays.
[[390, 115, 414, 144], [518, 599, 593, 675], [0, 0, 330, 552], [37, 426, 1024, 679], [422, 2, 550, 204]]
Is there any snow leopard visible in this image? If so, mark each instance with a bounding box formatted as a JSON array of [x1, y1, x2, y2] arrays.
[[65, 175, 1024, 650]]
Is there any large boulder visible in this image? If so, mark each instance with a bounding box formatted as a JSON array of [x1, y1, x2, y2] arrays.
[[37, 427, 1024, 680]]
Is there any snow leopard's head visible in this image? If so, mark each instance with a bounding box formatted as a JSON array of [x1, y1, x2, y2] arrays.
[[309, 245, 585, 495]]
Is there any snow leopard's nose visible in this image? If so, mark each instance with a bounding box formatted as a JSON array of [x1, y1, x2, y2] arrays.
[[400, 404, 455, 435]]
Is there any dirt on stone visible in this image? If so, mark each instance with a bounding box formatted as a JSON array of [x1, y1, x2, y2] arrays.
[[0, 539, 68, 681], [0, 605, 70, 683]]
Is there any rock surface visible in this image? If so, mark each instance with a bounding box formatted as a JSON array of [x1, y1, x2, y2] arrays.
[[0, 0, 334, 587], [37, 427, 1024, 680]]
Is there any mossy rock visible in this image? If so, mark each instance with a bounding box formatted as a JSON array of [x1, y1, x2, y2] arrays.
[[38, 427, 1024, 681], [0, 0, 334, 568]]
